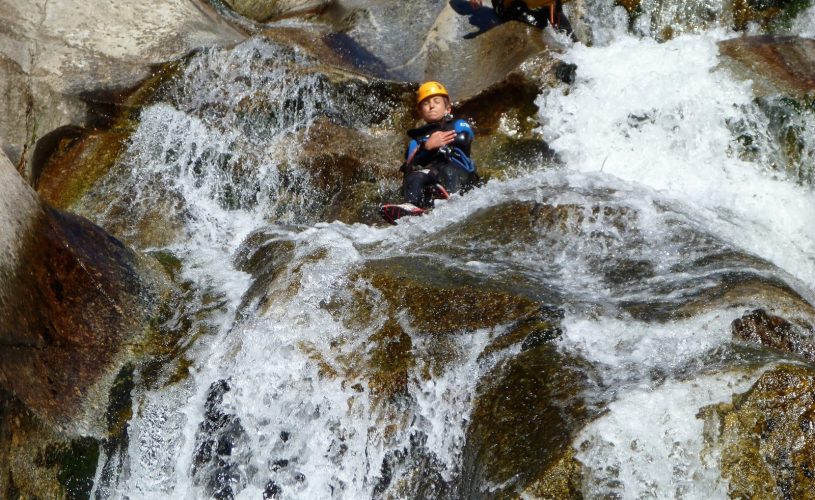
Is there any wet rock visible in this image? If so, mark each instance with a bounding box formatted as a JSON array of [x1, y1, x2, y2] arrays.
[[701, 364, 815, 498], [318, 1, 555, 100], [305, 255, 559, 404], [754, 95, 815, 186], [731, 0, 812, 32], [0, 152, 168, 430], [372, 432, 455, 498], [461, 344, 593, 498], [298, 117, 404, 224], [223, 0, 330, 22], [263, 479, 283, 498], [0, 389, 102, 500], [668, 269, 815, 322], [456, 70, 559, 175], [36, 60, 183, 214], [0, 0, 244, 183], [483, 304, 566, 356], [193, 380, 250, 499], [357, 257, 544, 335], [366, 320, 415, 400], [732, 308, 815, 361], [719, 36, 815, 99]]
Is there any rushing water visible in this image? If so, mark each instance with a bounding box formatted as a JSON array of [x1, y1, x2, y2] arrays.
[[87, 1, 815, 498]]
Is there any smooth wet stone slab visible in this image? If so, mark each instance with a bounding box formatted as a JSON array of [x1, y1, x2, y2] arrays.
[[719, 35, 815, 98]]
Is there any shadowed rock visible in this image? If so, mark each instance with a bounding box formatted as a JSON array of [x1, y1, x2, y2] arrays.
[[0, 0, 245, 183], [223, 0, 330, 22], [461, 343, 592, 498], [318, 1, 555, 100]]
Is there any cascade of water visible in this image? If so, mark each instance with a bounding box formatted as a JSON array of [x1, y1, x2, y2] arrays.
[[537, 31, 815, 291], [530, 2, 815, 496], [87, 2, 815, 498]]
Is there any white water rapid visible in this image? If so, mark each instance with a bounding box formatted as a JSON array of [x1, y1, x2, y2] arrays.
[[88, 1, 815, 498]]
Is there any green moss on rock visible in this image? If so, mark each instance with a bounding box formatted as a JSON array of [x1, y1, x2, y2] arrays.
[[36, 437, 100, 500], [461, 344, 591, 498], [701, 364, 815, 498]]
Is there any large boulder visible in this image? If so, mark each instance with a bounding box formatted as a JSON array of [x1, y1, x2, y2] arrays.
[[0, 152, 168, 430], [0, 0, 245, 183], [319, 1, 554, 101]]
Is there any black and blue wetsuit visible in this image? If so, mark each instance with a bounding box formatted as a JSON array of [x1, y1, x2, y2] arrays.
[[401, 115, 478, 208]]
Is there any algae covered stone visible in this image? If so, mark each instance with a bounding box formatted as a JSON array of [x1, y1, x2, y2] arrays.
[[702, 364, 815, 498]]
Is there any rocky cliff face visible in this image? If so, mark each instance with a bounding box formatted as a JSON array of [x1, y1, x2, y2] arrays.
[[0, 0, 245, 184]]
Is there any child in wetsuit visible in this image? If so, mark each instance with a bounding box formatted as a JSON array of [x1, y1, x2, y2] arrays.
[[380, 81, 478, 224], [470, 0, 569, 31]]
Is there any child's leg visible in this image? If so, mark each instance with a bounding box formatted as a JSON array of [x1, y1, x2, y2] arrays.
[[436, 162, 478, 195], [402, 169, 438, 208]]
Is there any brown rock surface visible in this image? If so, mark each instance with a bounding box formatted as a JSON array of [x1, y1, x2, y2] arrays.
[[0, 153, 166, 429], [719, 36, 815, 98], [702, 364, 815, 498], [223, 0, 330, 22], [732, 308, 815, 360]]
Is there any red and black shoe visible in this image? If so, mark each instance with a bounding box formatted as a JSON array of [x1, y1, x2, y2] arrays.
[[380, 203, 425, 225]]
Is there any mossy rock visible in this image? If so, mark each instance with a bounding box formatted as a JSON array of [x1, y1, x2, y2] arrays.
[[355, 257, 544, 336], [36, 128, 131, 210], [756, 95, 815, 186], [732, 0, 813, 31], [701, 364, 815, 498], [460, 343, 592, 498], [36, 60, 183, 211], [0, 390, 100, 500], [294, 254, 564, 403]]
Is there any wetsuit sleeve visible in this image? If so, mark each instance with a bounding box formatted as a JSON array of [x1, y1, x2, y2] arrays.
[[452, 119, 474, 148], [406, 139, 420, 161]]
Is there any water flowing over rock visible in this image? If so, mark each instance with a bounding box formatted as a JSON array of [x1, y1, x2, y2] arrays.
[[0, 0, 244, 182], [0, 152, 179, 497], [732, 308, 815, 361], [0, 153, 169, 429], [3, 0, 815, 497]]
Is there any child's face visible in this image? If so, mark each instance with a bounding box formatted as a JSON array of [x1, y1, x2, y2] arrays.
[[418, 95, 451, 123]]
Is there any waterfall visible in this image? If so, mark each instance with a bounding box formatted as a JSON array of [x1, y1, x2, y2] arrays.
[[86, 1, 815, 498]]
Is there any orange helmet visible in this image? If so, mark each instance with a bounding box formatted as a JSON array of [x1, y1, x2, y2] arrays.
[[416, 81, 449, 105]]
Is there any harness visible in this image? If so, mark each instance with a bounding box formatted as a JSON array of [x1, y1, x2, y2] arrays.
[[404, 116, 475, 173]]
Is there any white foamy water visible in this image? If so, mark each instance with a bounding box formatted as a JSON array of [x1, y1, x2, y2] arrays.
[[573, 371, 759, 499], [538, 31, 815, 292], [792, 6, 815, 37]]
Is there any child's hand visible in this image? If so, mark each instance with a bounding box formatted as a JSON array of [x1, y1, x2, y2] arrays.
[[425, 130, 457, 150], [470, 0, 483, 8]]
